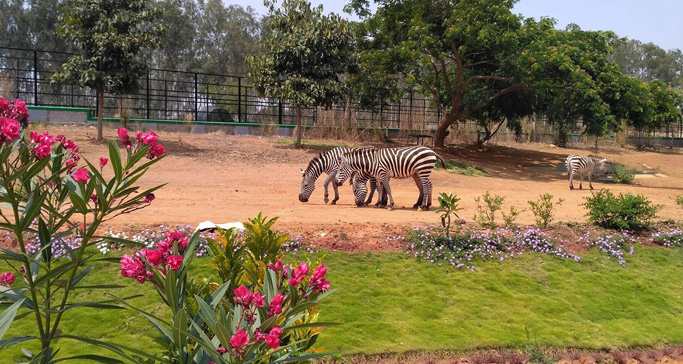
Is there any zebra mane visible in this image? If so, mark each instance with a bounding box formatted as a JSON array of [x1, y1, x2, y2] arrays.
[[304, 153, 324, 173]]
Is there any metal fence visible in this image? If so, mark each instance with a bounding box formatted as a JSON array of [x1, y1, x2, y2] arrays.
[[0, 46, 441, 129]]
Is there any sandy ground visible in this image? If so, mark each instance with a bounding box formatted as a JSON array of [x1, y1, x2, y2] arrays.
[[29, 124, 683, 252]]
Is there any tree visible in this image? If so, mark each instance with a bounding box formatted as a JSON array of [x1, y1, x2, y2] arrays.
[[246, 0, 355, 147], [347, 0, 637, 148], [51, 0, 164, 141]]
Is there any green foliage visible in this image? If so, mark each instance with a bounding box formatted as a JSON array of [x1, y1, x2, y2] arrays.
[[0, 109, 165, 362], [611, 164, 636, 184], [246, 0, 355, 146], [474, 192, 505, 228], [528, 194, 565, 228], [524, 342, 558, 364], [676, 194, 683, 209], [502, 206, 523, 227], [435, 160, 488, 177], [435, 193, 463, 238], [583, 189, 663, 230]]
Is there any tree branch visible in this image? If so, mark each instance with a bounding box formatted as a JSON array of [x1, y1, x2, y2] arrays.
[[462, 75, 515, 90]]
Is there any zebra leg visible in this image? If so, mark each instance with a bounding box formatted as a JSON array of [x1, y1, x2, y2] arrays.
[[589, 171, 594, 190], [375, 179, 385, 208], [579, 172, 584, 189], [411, 174, 424, 209], [323, 172, 339, 204], [379, 174, 395, 210], [423, 180, 433, 210], [366, 177, 377, 205], [569, 171, 575, 190]]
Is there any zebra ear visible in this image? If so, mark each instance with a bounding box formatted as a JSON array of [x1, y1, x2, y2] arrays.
[[300, 169, 305, 174]]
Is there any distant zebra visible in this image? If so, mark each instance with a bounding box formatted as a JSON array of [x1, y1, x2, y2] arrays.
[[335, 146, 447, 210], [565, 155, 608, 190], [299, 147, 381, 204]]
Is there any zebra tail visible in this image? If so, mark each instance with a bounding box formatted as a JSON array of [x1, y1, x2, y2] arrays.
[[436, 153, 448, 169]]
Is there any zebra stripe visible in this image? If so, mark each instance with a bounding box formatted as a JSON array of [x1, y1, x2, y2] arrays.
[[335, 146, 446, 210], [299, 147, 378, 204], [565, 155, 608, 190]]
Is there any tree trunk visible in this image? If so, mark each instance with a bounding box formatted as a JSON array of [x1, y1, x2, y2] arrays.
[[434, 113, 457, 148], [97, 88, 104, 141], [295, 105, 303, 147]]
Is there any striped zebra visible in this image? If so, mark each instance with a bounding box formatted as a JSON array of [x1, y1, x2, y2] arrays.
[[565, 155, 608, 190], [299, 147, 380, 204], [335, 146, 447, 210]]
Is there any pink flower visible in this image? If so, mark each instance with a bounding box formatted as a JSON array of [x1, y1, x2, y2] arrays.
[[254, 330, 267, 343], [145, 249, 163, 265], [230, 329, 249, 350], [90, 194, 98, 204], [0, 98, 9, 110], [143, 193, 155, 203], [309, 264, 330, 292], [288, 263, 309, 286], [72, 168, 90, 183], [252, 292, 265, 308], [167, 255, 183, 271], [267, 259, 283, 272], [156, 241, 169, 253], [65, 160, 77, 173], [35, 144, 51, 159], [120, 255, 147, 284], [269, 326, 283, 336], [62, 140, 77, 151], [265, 334, 280, 350], [117, 128, 129, 142], [38, 132, 56, 146], [135, 131, 143, 142], [148, 144, 165, 159], [233, 285, 252, 306], [99, 157, 108, 170], [1, 118, 21, 141], [55, 135, 66, 143], [29, 131, 38, 143], [167, 230, 188, 249], [0, 272, 16, 287], [217, 347, 227, 354], [141, 131, 159, 145], [12, 99, 28, 119], [268, 294, 284, 317]]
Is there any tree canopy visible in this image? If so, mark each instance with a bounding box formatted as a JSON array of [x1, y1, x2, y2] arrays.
[[246, 0, 355, 147], [51, 0, 164, 140]]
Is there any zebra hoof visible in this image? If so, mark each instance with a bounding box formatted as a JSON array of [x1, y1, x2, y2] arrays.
[[331, 200, 337, 205], [412, 204, 420, 209], [324, 198, 329, 204], [570, 186, 574, 190]]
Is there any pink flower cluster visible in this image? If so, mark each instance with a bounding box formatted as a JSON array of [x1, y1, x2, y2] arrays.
[[0, 98, 29, 143], [0, 272, 16, 287], [227, 325, 284, 355], [268, 259, 330, 293], [27, 130, 89, 183], [117, 128, 165, 159], [119, 230, 188, 284]]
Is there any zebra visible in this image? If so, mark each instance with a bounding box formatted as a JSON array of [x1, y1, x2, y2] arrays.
[[565, 155, 608, 190], [299, 147, 381, 204], [335, 146, 447, 210]]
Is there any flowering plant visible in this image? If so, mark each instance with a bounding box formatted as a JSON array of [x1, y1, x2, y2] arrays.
[[107, 218, 336, 364], [0, 97, 165, 363]]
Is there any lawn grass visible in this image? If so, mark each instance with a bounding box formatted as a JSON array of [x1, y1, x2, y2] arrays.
[[2, 246, 683, 361], [435, 160, 488, 177]]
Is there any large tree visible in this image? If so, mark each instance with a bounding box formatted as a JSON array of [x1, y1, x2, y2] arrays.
[[51, 0, 164, 141], [347, 0, 642, 148], [247, 0, 355, 147]]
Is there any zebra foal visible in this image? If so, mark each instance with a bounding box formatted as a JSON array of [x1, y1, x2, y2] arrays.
[[565, 155, 608, 190], [335, 146, 446, 210], [299, 147, 380, 204]]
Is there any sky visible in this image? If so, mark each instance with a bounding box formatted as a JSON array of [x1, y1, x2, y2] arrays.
[[227, 0, 682, 51]]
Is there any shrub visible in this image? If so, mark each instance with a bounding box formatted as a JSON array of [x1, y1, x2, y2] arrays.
[[502, 206, 523, 227], [583, 189, 663, 230], [0, 96, 166, 363], [474, 191, 505, 228], [528, 194, 564, 228], [676, 194, 683, 209], [612, 164, 636, 184], [435, 192, 463, 238]]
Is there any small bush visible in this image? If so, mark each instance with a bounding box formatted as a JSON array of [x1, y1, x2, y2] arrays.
[[676, 194, 683, 209], [435, 192, 463, 238], [612, 164, 636, 184], [474, 191, 505, 228], [583, 189, 662, 230], [502, 206, 523, 226], [528, 193, 564, 228]]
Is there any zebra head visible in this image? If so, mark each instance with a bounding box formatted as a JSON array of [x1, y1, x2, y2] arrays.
[[299, 168, 315, 202], [350, 172, 368, 207], [595, 158, 609, 174], [335, 155, 353, 187]]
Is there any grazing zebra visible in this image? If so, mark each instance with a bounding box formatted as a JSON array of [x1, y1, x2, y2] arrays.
[[565, 155, 608, 190], [299, 147, 380, 204], [335, 146, 447, 210]]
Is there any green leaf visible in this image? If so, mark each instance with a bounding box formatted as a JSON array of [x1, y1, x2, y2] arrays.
[[71, 265, 94, 287], [0, 299, 24, 340], [51, 354, 125, 363], [69, 192, 88, 214], [173, 310, 189, 364], [0, 287, 34, 309], [213, 322, 231, 350], [0, 335, 38, 349], [109, 140, 123, 181], [34, 260, 76, 287], [285, 321, 341, 330], [59, 335, 173, 364]]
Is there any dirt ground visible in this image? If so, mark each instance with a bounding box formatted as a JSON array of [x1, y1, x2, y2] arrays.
[[30, 124, 683, 253]]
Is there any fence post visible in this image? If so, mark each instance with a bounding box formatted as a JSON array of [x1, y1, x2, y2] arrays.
[[237, 77, 242, 123], [194, 73, 198, 122], [164, 80, 167, 120], [146, 71, 150, 119], [278, 99, 282, 124], [33, 50, 38, 104]]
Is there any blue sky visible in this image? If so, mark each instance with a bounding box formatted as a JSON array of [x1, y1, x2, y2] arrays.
[[228, 0, 682, 51]]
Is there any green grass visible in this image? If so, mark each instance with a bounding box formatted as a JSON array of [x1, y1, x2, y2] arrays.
[[3, 246, 683, 361], [274, 139, 357, 149], [436, 160, 488, 177]]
